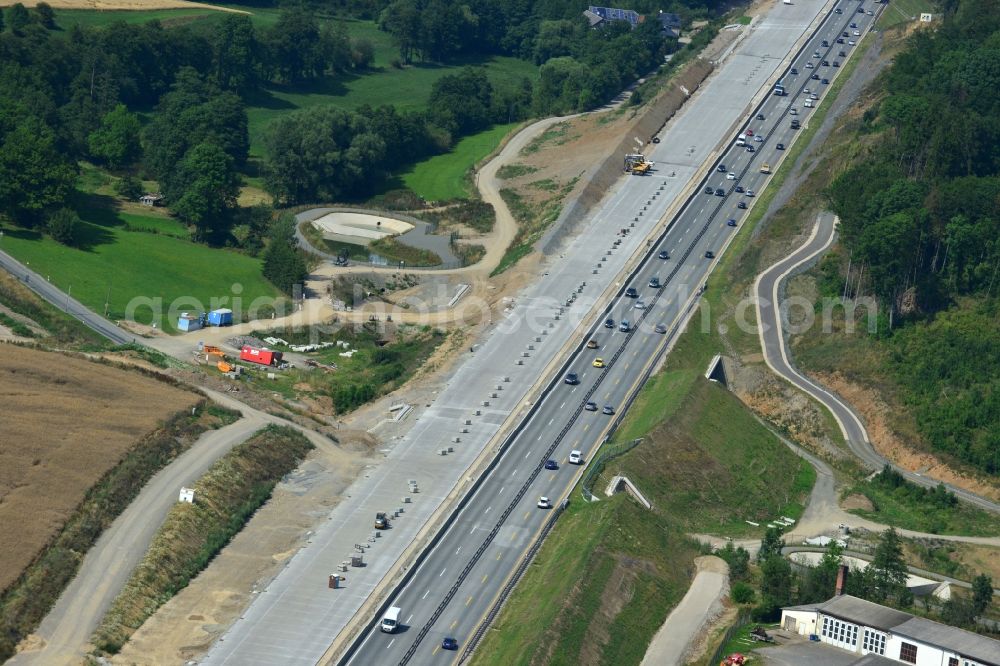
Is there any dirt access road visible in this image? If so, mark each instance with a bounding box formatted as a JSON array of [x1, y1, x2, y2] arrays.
[[12, 390, 353, 666]]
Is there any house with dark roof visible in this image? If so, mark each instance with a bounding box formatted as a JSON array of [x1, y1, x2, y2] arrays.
[[781, 595, 1000, 666], [656, 11, 682, 38]]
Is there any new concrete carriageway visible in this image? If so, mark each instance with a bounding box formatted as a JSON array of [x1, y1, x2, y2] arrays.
[[201, 1, 880, 664]]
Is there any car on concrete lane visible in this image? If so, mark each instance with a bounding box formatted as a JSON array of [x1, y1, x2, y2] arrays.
[[746, 145, 755, 153], [834, 7, 842, 13], [822, 78, 829, 84], [727, 172, 737, 180], [619, 320, 630, 332], [837, 37, 845, 44], [705, 250, 715, 259], [746, 129, 754, 136], [839, 50, 847, 57], [585, 401, 598, 411], [442, 637, 458, 651], [569, 450, 584, 464], [833, 61, 840, 67], [602, 405, 615, 415], [777, 143, 785, 150], [648, 276, 660, 288], [634, 300, 646, 310], [811, 73, 820, 80], [625, 286, 639, 297], [727, 218, 738, 227], [805, 62, 814, 69], [593, 358, 605, 368], [704, 185, 714, 195], [604, 318, 615, 329], [790, 67, 798, 75], [853, 30, 861, 36], [544, 459, 558, 470], [735, 185, 745, 193], [848, 39, 856, 45], [746, 190, 755, 197], [717, 164, 727, 172], [537, 496, 552, 509], [654, 323, 667, 334], [565, 372, 579, 385], [737, 201, 747, 209], [657, 250, 670, 260], [587, 339, 599, 349], [755, 135, 764, 142], [867, 9, 873, 15], [715, 188, 726, 196]]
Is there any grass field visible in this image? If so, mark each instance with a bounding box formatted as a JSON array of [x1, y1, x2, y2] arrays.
[[845, 480, 1000, 537], [399, 122, 518, 201], [0, 219, 277, 331], [247, 55, 536, 158], [51, 7, 225, 29], [876, 0, 933, 30]]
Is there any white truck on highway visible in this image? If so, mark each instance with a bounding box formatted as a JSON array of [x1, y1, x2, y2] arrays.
[[381, 606, 402, 633]]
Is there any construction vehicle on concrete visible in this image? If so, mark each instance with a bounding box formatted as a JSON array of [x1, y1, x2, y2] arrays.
[[623, 153, 653, 175]]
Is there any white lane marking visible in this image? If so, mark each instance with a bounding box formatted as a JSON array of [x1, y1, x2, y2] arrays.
[[387, 639, 395, 649], [548, 418, 554, 425], [485, 506, 492, 513], [560, 401, 565, 409], [439, 568, 447, 577], [470, 524, 477, 534], [524, 451, 531, 459], [455, 546, 462, 555], [407, 614, 413, 623], [422, 589, 430, 599], [499, 487, 505, 495]]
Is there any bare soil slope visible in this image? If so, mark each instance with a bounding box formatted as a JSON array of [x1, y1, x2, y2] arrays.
[[0, 345, 197, 592]]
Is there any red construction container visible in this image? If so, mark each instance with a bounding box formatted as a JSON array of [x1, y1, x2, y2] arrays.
[[240, 345, 282, 366]]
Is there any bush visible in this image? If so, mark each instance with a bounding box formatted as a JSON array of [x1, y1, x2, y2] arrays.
[[731, 582, 755, 604], [46, 208, 80, 246]]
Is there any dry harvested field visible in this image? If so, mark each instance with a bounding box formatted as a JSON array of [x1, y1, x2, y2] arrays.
[[0, 0, 240, 10], [0, 345, 198, 592]]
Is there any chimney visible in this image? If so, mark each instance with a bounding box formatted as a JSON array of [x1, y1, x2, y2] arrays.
[[835, 565, 849, 596]]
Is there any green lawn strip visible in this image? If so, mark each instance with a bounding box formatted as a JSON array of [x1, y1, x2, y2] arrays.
[[247, 56, 536, 158], [51, 7, 223, 29], [92, 424, 311, 655], [845, 482, 1000, 537], [0, 222, 277, 332], [472, 498, 700, 666], [368, 237, 442, 267], [400, 123, 518, 201], [118, 212, 190, 238], [876, 0, 933, 30]]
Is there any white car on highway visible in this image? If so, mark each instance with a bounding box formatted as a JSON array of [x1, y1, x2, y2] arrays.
[[569, 450, 583, 465], [537, 496, 552, 509]]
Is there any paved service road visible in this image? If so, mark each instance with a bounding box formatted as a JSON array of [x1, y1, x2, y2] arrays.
[[340, 3, 890, 665], [0, 247, 131, 344], [754, 214, 1000, 515]]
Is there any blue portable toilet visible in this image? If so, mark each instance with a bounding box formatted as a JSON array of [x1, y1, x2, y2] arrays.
[[207, 308, 233, 327], [177, 312, 202, 332]]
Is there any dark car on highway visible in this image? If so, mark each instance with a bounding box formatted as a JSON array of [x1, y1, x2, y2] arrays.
[[625, 286, 639, 298], [727, 219, 738, 227], [822, 78, 829, 84], [705, 250, 715, 259], [756, 113, 765, 120], [776, 143, 785, 150], [715, 188, 725, 196], [704, 186, 714, 195], [604, 318, 615, 329], [735, 185, 745, 193], [658, 250, 670, 260], [442, 638, 458, 651], [602, 405, 615, 415], [585, 401, 598, 411], [737, 201, 747, 209], [544, 459, 558, 470], [790, 67, 798, 75], [717, 164, 727, 172], [564, 372, 579, 385]]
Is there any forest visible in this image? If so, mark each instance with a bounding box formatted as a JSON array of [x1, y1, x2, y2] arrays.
[[824, 0, 999, 474], [0, 0, 700, 250]]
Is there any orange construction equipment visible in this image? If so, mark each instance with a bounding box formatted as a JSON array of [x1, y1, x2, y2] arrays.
[[721, 654, 747, 666], [204, 345, 224, 357], [217, 361, 232, 373]]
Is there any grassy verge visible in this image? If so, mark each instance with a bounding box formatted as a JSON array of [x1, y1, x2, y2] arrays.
[[0, 268, 109, 348], [0, 402, 238, 663], [423, 200, 496, 234], [400, 123, 518, 201], [844, 473, 999, 537], [92, 424, 312, 655], [368, 237, 442, 267], [876, 0, 933, 30], [239, 323, 447, 412], [491, 177, 576, 276], [473, 497, 702, 666]]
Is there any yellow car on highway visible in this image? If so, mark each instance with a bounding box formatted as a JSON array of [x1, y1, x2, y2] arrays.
[[593, 358, 605, 368]]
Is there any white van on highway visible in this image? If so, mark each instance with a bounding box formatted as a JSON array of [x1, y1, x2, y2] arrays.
[[381, 606, 402, 633]]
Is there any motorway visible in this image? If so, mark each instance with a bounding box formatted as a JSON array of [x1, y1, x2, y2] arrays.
[[342, 2, 886, 664], [755, 213, 1000, 514]]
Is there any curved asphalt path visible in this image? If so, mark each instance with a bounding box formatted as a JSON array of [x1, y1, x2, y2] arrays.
[[754, 214, 1000, 514]]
